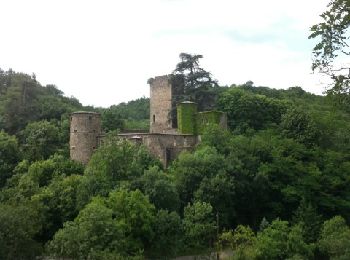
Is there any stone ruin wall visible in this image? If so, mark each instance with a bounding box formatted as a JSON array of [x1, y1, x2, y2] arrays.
[[69, 75, 203, 166], [149, 75, 174, 134], [69, 112, 101, 165], [142, 134, 198, 167]]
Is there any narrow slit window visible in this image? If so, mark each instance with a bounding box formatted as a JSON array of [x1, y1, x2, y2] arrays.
[[153, 114, 155, 123]]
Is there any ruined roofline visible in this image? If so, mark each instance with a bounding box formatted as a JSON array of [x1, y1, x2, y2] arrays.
[[147, 74, 171, 85]]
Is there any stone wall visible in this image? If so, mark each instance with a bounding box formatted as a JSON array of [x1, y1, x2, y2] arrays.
[[149, 75, 175, 134], [136, 133, 197, 167], [143, 133, 197, 167], [69, 112, 101, 165]]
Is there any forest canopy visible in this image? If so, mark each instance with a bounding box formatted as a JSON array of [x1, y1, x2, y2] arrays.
[[0, 60, 350, 260]]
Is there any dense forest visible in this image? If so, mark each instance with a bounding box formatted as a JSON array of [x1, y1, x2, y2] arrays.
[[2, 0, 350, 259], [1, 60, 350, 259]]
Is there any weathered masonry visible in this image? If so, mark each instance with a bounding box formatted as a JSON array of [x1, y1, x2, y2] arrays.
[[70, 111, 101, 165], [70, 75, 227, 166]]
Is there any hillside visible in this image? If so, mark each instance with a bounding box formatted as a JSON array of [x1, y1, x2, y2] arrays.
[[1, 69, 350, 259]]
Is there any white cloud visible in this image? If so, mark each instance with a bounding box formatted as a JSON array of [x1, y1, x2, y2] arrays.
[[0, 0, 330, 106]]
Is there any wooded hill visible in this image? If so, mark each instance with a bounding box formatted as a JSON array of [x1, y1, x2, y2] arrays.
[[1, 68, 350, 259]]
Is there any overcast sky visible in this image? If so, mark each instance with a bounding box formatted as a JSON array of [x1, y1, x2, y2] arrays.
[[1, 0, 330, 107]]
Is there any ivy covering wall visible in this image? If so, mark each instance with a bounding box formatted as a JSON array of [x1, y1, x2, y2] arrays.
[[196, 111, 224, 134], [177, 102, 197, 134], [177, 102, 225, 135]]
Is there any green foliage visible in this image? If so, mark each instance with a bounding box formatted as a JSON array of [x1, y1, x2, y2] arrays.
[[78, 137, 161, 208], [255, 219, 314, 260], [101, 107, 125, 132], [171, 146, 226, 208], [194, 172, 235, 228], [176, 102, 226, 135], [183, 201, 216, 250], [220, 220, 315, 260], [47, 189, 155, 259], [173, 53, 217, 94], [200, 124, 232, 155], [220, 225, 257, 260], [318, 216, 350, 259], [219, 87, 288, 132], [133, 166, 180, 211], [0, 202, 42, 260], [196, 110, 225, 134], [109, 97, 149, 121], [124, 119, 149, 130], [280, 107, 320, 147], [98, 97, 150, 131], [149, 210, 183, 258], [292, 199, 322, 243], [309, 0, 350, 104], [20, 120, 61, 161], [32, 174, 84, 241], [0, 69, 83, 134], [86, 138, 159, 184], [172, 53, 219, 111], [0, 155, 84, 203], [177, 102, 197, 134], [1, 66, 350, 258], [0, 131, 20, 187], [25, 155, 84, 188]]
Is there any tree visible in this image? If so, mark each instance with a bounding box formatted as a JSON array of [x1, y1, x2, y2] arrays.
[[133, 166, 180, 211], [174, 53, 217, 92], [32, 174, 84, 242], [172, 53, 219, 110], [309, 0, 350, 106], [20, 120, 61, 161], [218, 88, 288, 132], [182, 201, 216, 250], [292, 199, 322, 243], [194, 173, 236, 228], [0, 155, 84, 203], [0, 131, 20, 187], [219, 225, 257, 260], [101, 107, 125, 132], [148, 210, 183, 258], [48, 189, 156, 259], [0, 202, 42, 260], [77, 137, 161, 208], [171, 146, 226, 209], [280, 107, 320, 147], [200, 124, 232, 155], [318, 216, 350, 259], [255, 219, 314, 260]]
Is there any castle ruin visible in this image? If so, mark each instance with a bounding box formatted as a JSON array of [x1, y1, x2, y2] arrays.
[[70, 75, 227, 167]]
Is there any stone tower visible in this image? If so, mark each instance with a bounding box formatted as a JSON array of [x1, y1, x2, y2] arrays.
[[70, 111, 101, 165], [149, 75, 174, 133]]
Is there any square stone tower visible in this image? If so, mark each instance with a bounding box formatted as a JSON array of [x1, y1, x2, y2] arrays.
[[149, 75, 176, 133]]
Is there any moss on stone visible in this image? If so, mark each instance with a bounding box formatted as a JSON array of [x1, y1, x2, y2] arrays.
[[196, 111, 224, 134], [177, 102, 197, 134]]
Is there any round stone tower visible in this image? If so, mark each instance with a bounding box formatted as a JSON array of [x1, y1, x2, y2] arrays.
[[70, 111, 101, 165]]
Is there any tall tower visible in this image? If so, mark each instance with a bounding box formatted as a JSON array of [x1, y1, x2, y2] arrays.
[[69, 111, 101, 165], [148, 75, 175, 133]]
